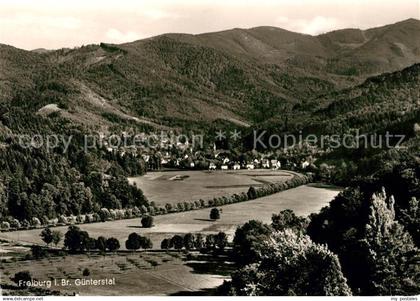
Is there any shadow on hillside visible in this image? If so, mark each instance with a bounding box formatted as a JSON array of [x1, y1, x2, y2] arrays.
[[170, 287, 217, 296], [307, 182, 342, 191], [184, 253, 236, 276], [193, 218, 215, 222]]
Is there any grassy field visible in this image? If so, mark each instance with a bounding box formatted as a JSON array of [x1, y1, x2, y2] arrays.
[[0, 184, 340, 250], [0, 249, 231, 296], [128, 169, 296, 205]]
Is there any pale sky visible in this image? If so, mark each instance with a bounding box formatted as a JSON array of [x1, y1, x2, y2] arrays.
[[0, 0, 419, 50]]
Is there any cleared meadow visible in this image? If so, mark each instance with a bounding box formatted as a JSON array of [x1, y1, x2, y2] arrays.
[[128, 169, 296, 205]]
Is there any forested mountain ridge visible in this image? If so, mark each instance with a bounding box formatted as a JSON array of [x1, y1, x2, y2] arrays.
[[1, 19, 420, 130], [266, 62, 420, 136]]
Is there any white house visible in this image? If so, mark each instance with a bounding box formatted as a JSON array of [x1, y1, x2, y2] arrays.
[[233, 163, 241, 170], [209, 162, 217, 170], [221, 164, 228, 170]]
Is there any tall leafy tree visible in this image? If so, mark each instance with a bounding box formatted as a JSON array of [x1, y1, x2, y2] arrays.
[[125, 232, 141, 251], [271, 209, 307, 233], [63, 226, 90, 252], [106, 237, 120, 252], [232, 220, 272, 265], [223, 230, 352, 296], [183, 233, 195, 250], [51, 230, 62, 246], [40, 227, 53, 246], [361, 191, 420, 295]]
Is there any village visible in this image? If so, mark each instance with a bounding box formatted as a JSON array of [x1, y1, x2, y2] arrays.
[[98, 131, 321, 172]]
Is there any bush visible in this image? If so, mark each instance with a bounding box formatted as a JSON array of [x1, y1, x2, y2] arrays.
[[139, 236, 153, 249], [109, 210, 117, 220], [161, 238, 171, 250], [210, 208, 220, 220], [93, 213, 101, 222], [141, 216, 154, 228], [31, 217, 41, 228], [106, 237, 120, 252], [76, 215, 85, 223], [82, 268, 90, 276], [58, 215, 67, 224], [215, 232, 228, 250], [125, 233, 141, 251], [125, 209, 133, 219], [21, 219, 30, 229], [12, 271, 32, 288], [194, 233, 205, 250], [99, 208, 111, 222], [1, 221, 10, 230], [165, 203, 173, 212], [49, 218, 58, 226], [64, 225, 90, 252], [10, 219, 20, 229], [140, 205, 148, 214], [171, 235, 184, 250], [52, 230, 62, 246], [31, 245, 48, 259], [40, 227, 53, 245], [247, 186, 257, 200], [132, 206, 141, 217], [96, 236, 107, 252], [183, 233, 195, 250], [86, 237, 97, 251], [205, 235, 215, 250], [68, 215, 77, 224]]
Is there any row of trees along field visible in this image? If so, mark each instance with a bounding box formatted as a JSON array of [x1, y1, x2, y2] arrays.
[[36, 225, 229, 255], [160, 232, 228, 252]]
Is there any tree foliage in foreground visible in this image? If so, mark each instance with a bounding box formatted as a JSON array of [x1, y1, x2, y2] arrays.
[[221, 229, 352, 296], [308, 186, 420, 295], [232, 220, 272, 265], [361, 191, 419, 295]]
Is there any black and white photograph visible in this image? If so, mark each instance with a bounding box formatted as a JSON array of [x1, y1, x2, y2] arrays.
[[0, 0, 419, 299]]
